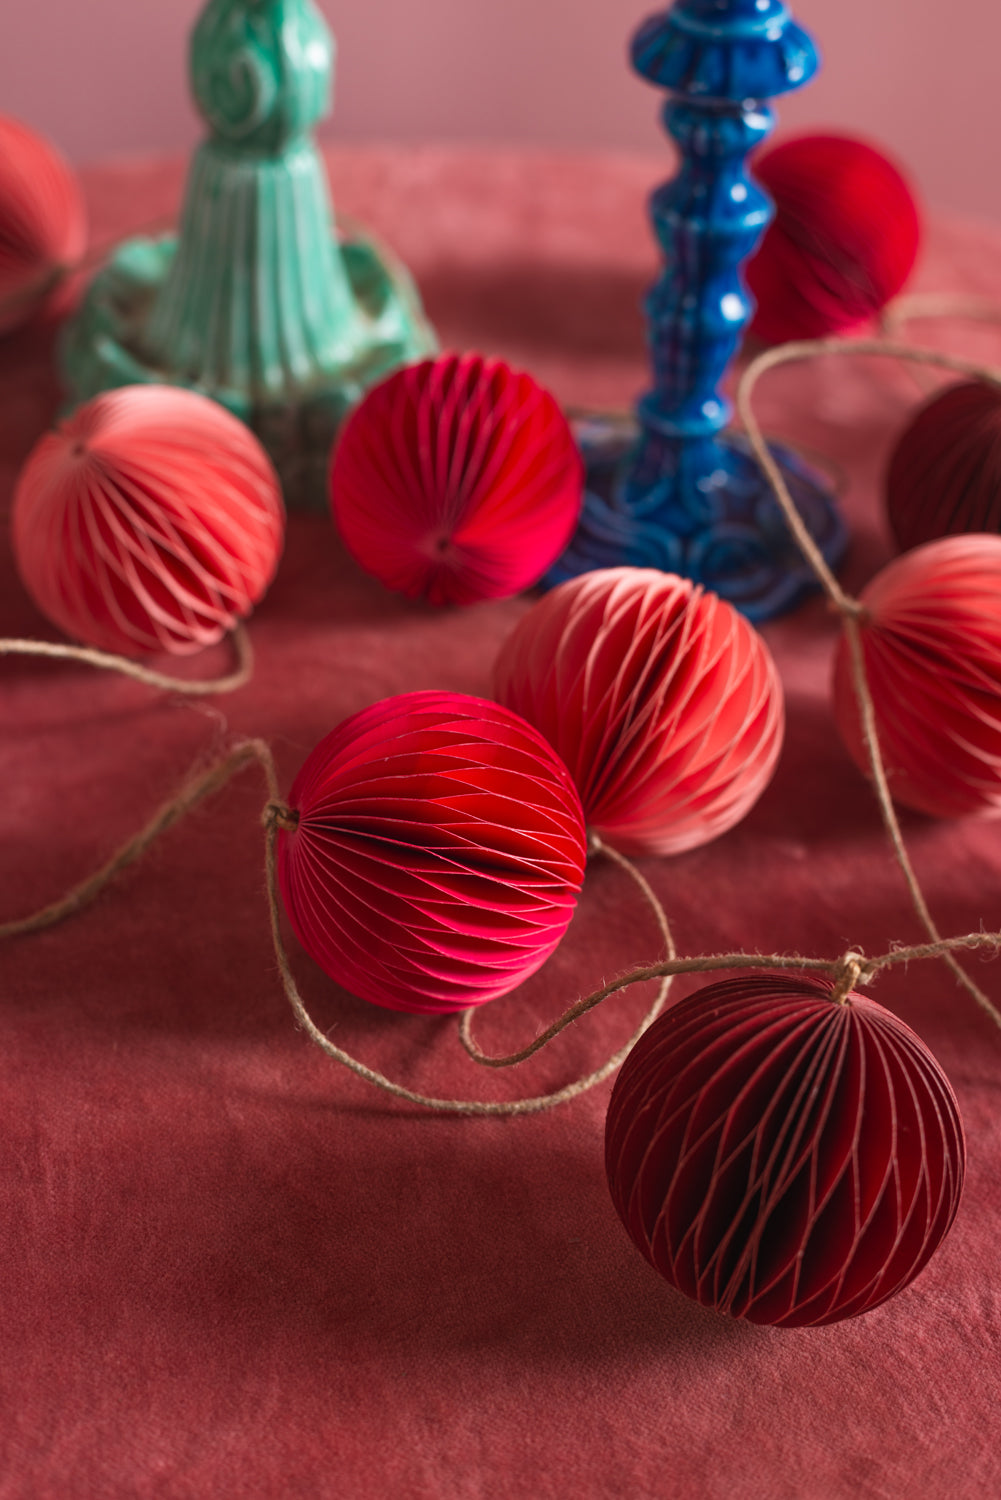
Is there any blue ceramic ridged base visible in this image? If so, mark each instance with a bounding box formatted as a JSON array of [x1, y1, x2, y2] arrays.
[[546, 417, 847, 621]]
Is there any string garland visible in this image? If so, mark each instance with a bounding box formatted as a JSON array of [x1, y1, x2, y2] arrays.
[[4, 329, 1001, 1115]]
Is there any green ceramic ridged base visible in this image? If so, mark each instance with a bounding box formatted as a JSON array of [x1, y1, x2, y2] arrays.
[[59, 0, 436, 512]]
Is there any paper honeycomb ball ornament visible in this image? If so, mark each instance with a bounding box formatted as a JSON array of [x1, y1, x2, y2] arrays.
[[329, 353, 583, 605], [605, 973, 965, 1327], [0, 113, 86, 336], [276, 691, 587, 1014], [832, 535, 1001, 817], [886, 381, 1001, 552], [12, 385, 285, 657], [492, 568, 784, 855], [746, 133, 921, 345]]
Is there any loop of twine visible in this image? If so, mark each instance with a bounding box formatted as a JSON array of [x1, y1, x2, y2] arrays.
[[0, 622, 254, 697]]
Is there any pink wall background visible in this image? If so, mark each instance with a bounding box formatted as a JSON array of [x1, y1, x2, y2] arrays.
[[2, 0, 998, 224]]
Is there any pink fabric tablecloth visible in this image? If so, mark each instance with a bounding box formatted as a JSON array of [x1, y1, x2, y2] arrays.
[[3, 147, 1001, 1499]]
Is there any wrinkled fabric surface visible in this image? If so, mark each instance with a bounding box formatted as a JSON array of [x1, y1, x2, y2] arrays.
[[2, 147, 1001, 1500]]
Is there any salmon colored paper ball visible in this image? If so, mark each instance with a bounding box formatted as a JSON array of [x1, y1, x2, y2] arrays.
[[12, 385, 285, 657], [276, 691, 587, 1014], [886, 381, 1001, 552], [0, 113, 86, 336], [746, 134, 920, 345], [329, 353, 583, 605], [492, 568, 784, 855], [605, 973, 965, 1327], [832, 535, 1001, 817]]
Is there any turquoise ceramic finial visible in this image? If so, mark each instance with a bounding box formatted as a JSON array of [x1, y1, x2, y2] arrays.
[[61, 0, 436, 510]]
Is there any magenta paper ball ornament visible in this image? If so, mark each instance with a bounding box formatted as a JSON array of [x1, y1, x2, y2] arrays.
[[886, 381, 1001, 552], [832, 535, 1001, 817], [276, 691, 587, 1014], [746, 134, 921, 345], [605, 973, 965, 1327], [329, 353, 583, 605], [12, 385, 285, 657], [492, 568, 784, 855], [0, 113, 86, 336]]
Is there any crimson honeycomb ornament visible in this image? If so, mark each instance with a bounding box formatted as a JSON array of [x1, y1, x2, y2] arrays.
[[0, 113, 86, 336], [605, 973, 965, 1327], [886, 380, 1001, 552], [276, 691, 587, 1014]]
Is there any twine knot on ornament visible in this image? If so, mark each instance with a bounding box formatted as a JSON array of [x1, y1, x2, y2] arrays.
[[831, 949, 877, 1003], [263, 801, 299, 834]]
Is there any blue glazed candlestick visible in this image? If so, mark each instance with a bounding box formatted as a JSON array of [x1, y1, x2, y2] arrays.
[[549, 0, 847, 619]]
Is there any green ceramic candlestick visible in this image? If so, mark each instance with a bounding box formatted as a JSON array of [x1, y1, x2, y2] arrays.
[[61, 0, 436, 509]]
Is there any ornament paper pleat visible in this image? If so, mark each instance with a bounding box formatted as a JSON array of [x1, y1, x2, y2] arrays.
[[330, 353, 583, 605], [0, 113, 86, 336], [746, 134, 920, 345], [887, 380, 1001, 551], [833, 535, 1001, 817], [277, 692, 587, 1014], [493, 568, 784, 855], [605, 974, 965, 1327], [13, 386, 285, 657]]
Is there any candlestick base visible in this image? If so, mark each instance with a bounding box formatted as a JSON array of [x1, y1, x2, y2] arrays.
[[547, 416, 847, 621]]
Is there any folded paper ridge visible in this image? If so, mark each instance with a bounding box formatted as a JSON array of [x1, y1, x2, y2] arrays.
[[329, 352, 583, 605], [493, 567, 784, 854], [277, 690, 587, 1013], [12, 385, 286, 657], [605, 973, 965, 1327]]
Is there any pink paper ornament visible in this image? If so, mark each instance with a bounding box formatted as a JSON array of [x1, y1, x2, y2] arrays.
[[832, 535, 1001, 817], [886, 381, 1001, 552], [13, 385, 285, 657], [746, 134, 921, 345], [329, 353, 583, 605], [276, 691, 587, 1014], [492, 568, 784, 855], [606, 973, 965, 1327], [0, 113, 86, 336]]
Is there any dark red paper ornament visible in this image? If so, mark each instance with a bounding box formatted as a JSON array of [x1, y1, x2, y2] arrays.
[[329, 353, 583, 605], [746, 134, 921, 345], [605, 973, 965, 1327], [276, 691, 587, 1014], [492, 568, 784, 855], [832, 534, 1001, 818], [12, 385, 285, 657], [0, 113, 86, 336], [886, 380, 1001, 552]]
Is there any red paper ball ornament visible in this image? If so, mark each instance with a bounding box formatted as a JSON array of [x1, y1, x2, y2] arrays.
[[886, 380, 1001, 552], [276, 691, 587, 1014], [832, 535, 1001, 817], [12, 385, 285, 657], [606, 973, 965, 1327], [746, 134, 921, 345], [329, 353, 583, 605], [492, 568, 784, 855], [0, 113, 86, 336]]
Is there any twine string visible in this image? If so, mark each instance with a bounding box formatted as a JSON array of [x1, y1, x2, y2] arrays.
[[735, 336, 1001, 1031], [0, 622, 253, 696]]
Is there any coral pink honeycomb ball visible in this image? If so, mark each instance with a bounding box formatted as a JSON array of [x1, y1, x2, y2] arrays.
[[746, 133, 921, 345], [886, 381, 1001, 552], [276, 691, 587, 1014], [605, 973, 965, 1327], [12, 385, 286, 657], [493, 568, 784, 855], [832, 535, 1001, 817], [329, 353, 583, 605], [0, 113, 86, 336]]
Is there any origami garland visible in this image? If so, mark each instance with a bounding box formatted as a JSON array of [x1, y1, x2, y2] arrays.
[[329, 353, 583, 605], [0, 113, 86, 336], [493, 567, 783, 855], [13, 385, 286, 659], [886, 379, 1001, 550]]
